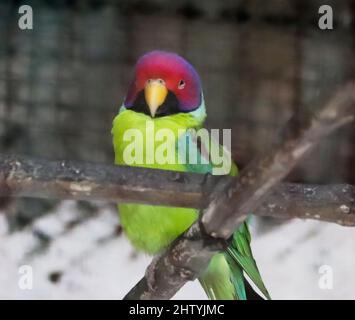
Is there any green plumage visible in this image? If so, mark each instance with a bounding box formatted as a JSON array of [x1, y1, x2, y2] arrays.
[[112, 103, 270, 300]]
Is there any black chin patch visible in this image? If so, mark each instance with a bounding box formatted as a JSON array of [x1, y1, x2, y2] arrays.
[[126, 90, 180, 117]]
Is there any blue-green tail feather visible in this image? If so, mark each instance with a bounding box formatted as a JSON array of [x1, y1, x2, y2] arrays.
[[199, 222, 270, 300]]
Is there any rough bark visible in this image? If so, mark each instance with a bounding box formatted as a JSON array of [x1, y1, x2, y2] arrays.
[[0, 155, 355, 226]]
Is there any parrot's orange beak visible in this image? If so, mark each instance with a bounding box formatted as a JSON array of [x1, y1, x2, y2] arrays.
[[144, 79, 168, 117]]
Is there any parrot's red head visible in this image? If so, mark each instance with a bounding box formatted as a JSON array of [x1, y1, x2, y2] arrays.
[[124, 51, 202, 117]]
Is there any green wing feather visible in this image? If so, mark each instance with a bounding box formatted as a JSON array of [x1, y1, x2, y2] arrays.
[[199, 253, 237, 300], [227, 223, 271, 300], [224, 253, 247, 300], [179, 130, 270, 300]]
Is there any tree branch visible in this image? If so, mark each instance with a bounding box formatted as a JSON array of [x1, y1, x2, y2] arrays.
[[124, 82, 355, 299], [0, 155, 206, 208], [257, 183, 355, 226], [0, 155, 354, 225]]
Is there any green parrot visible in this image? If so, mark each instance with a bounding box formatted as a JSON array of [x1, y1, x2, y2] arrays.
[[112, 51, 270, 300]]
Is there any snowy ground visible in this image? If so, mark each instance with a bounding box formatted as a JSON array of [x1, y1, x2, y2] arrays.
[[0, 201, 354, 299]]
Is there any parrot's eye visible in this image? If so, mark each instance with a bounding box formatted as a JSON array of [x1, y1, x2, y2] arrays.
[[178, 79, 186, 89]]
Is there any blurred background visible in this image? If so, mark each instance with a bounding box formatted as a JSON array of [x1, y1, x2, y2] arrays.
[[0, 0, 355, 299]]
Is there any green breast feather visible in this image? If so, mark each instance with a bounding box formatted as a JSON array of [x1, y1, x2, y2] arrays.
[[112, 109, 201, 253]]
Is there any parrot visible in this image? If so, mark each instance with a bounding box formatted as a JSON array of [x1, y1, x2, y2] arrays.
[[112, 50, 270, 300]]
